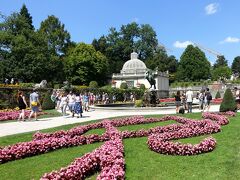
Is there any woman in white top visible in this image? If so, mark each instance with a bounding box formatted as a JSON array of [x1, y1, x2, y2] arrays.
[[60, 93, 68, 116]]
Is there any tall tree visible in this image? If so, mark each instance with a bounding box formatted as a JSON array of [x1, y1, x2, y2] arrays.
[[19, 4, 34, 30], [145, 47, 168, 71], [177, 45, 211, 81], [92, 22, 158, 74], [39, 15, 71, 55], [231, 56, 240, 74], [65, 43, 109, 85], [212, 66, 232, 81], [213, 55, 228, 69], [0, 11, 59, 83]]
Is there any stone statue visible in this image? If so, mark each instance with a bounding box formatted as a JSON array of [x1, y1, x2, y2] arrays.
[[35, 80, 47, 88], [145, 69, 156, 89]]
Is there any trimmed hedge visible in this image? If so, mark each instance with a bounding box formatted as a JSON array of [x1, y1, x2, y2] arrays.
[[220, 88, 237, 112], [215, 91, 221, 99], [42, 91, 55, 110]]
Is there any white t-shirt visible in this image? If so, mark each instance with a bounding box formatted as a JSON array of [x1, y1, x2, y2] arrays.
[[67, 94, 76, 104], [186, 90, 193, 102]]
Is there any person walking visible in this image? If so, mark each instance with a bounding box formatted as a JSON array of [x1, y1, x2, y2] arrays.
[[67, 91, 76, 117], [83, 92, 89, 111], [60, 92, 68, 116], [204, 88, 212, 112], [186, 88, 193, 113], [74, 93, 83, 118], [17, 91, 28, 121], [198, 89, 205, 110], [175, 91, 181, 113], [181, 91, 187, 110], [29, 88, 40, 121]]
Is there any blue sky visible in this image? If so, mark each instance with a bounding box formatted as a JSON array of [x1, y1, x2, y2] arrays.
[[1, 0, 240, 65]]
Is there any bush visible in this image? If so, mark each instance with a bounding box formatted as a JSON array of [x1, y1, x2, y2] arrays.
[[135, 100, 143, 107], [19, 83, 34, 88], [89, 81, 98, 88], [219, 88, 237, 112], [120, 82, 128, 89], [139, 84, 146, 90], [215, 91, 221, 99], [42, 91, 55, 110]]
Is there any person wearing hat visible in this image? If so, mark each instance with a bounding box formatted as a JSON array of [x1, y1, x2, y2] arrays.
[[29, 88, 41, 121]]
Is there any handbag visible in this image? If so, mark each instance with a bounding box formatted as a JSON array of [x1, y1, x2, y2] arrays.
[[31, 101, 38, 106]]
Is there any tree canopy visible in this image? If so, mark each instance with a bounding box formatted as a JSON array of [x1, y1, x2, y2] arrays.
[[177, 45, 211, 81], [231, 56, 240, 74], [64, 43, 109, 85], [92, 22, 158, 74], [39, 15, 71, 56]]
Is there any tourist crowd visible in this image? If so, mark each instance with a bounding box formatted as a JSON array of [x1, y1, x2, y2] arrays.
[[174, 88, 213, 114]]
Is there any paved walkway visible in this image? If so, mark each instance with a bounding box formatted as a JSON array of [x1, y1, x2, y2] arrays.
[[0, 105, 221, 137]]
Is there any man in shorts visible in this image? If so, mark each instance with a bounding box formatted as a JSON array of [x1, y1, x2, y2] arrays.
[[29, 88, 40, 121]]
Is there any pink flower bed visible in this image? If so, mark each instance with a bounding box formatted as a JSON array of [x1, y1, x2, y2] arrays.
[[211, 98, 223, 104], [159, 98, 175, 103], [0, 112, 235, 179], [41, 124, 125, 180], [0, 110, 46, 121]]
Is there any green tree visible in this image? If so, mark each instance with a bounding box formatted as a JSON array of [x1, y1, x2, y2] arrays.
[[177, 45, 211, 81], [19, 4, 34, 30], [213, 56, 228, 69], [39, 15, 71, 55], [120, 82, 128, 89], [0, 11, 58, 83], [65, 43, 109, 85], [215, 91, 221, 99], [220, 88, 237, 112], [146, 48, 178, 74], [89, 81, 98, 88], [231, 56, 240, 74], [212, 66, 232, 81], [42, 91, 55, 110], [92, 22, 158, 74]]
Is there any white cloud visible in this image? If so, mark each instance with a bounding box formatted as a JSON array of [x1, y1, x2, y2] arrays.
[[205, 3, 219, 15], [220, 36, 240, 44], [173, 41, 193, 48]]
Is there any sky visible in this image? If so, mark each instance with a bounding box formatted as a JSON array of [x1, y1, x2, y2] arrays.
[[1, 0, 240, 65]]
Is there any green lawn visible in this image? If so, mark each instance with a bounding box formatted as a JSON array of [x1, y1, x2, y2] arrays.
[[0, 113, 240, 180]]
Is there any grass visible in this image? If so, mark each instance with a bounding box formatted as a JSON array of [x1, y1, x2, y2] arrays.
[[0, 113, 240, 179]]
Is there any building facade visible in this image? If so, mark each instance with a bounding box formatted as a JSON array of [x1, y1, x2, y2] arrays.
[[112, 52, 169, 92]]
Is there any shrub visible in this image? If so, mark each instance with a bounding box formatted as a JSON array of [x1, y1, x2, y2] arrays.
[[170, 92, 175, 98], [219, 88, 237, 112], [89, 81, 98, 88], [135, 100, 143, 107], [120, 82, 128, 89], [19, 83, 34, 88], [215, 91, 221, 99], [139, 84, 146, 90], [54, 84, 62, 89], [42, 91, 55, 110]]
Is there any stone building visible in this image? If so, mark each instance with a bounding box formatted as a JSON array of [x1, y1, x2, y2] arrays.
[[112, 52, 169, 97]]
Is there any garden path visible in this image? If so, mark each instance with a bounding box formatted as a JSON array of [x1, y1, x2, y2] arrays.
[[0, 105, 221, 137]]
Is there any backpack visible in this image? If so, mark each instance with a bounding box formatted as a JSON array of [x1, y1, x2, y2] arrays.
[[179, 107, 185, 114], [207, 93, 212, 101]]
